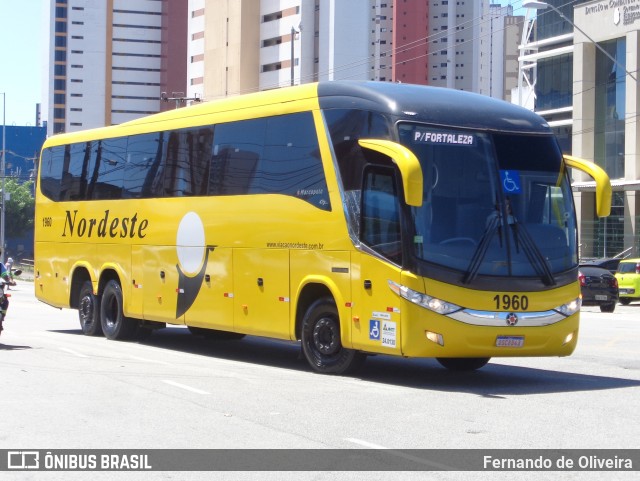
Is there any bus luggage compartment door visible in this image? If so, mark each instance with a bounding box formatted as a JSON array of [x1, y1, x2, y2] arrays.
[[233, 249, 290, 339]]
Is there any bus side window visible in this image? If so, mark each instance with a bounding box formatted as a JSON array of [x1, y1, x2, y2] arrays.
[[164, 127, 213, 197], [361, 167, 402, 264], [125, 132, 166, 198], [91, 137, 127, 200], [40, 146, 65, 201], [210, 119, 266, 196]]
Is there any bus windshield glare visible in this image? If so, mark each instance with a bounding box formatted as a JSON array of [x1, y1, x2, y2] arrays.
[[397, 123, 577, 283]]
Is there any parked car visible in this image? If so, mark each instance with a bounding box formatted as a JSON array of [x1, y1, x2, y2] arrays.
[[578, 265, 619, 312], [580, 257, 622, 275], [615, 258, 640, 305]]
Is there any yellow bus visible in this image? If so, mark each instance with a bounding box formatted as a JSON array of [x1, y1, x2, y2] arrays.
[[35, 81, 611, 374]]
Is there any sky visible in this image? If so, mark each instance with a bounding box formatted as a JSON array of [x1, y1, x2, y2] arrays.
[[0, 1, 525, 128], [0, 1, 46, 127]]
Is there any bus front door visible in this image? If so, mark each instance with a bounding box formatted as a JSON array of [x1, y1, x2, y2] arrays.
[[350, 252, 402, 355]]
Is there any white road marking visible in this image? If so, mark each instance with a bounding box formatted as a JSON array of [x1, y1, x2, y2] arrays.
[[59, 347, 89, 358], [344, 438, 458, 470], [345, 438, 387, 449], [130, 355, 171, 366], [162, 380, 210, 395]]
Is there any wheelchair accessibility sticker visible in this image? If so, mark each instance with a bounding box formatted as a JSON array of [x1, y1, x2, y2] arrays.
[[500, 170, 521, 194], [369, 320, 381, 340]]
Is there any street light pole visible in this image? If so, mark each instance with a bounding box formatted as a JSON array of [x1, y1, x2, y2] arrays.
[[523, 1, 637, 81], [1, 92, 5, 264]]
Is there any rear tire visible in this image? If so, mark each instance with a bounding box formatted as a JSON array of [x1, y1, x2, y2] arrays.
[[436, 357, 490, 371], [78, 281, 102, 336], [100, 280, 137, 340], [619, 298, 632, 306], [301, 297, 365, 374]]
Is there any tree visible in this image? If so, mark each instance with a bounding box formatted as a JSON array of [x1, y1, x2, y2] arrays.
[[4, 179, 34, 239]]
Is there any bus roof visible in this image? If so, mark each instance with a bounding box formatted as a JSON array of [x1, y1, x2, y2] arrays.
[[45, 81, 551, 147], [317, 81, 551, 134]]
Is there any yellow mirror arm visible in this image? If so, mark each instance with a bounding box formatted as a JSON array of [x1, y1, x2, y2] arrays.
[[564, 155, 612, 217], [358, 139, 423, 207]]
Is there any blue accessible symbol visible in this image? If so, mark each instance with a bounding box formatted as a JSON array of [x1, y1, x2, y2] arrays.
[[369, 320, 380, 340], [500, 170, 521, 194]]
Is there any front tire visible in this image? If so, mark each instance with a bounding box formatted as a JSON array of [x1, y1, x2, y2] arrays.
[[100, 280, 137, 340], [436, 357, 490, 371], [79, 281, 102, 336], [301, 298, 365, 374]]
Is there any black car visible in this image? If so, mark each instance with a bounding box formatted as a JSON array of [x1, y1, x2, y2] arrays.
[[578, 265, 619, 312], [580, 257, 622, 275]]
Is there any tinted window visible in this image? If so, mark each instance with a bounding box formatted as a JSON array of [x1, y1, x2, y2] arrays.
[[91, 137, 127, 200], [618, 262, 639, 274], [210, 118, 265, 195], [210, 113, 329, 209], [324, 109, 391, 191], [60, 142, 92, 201], [124, 132, 165, 198], [263, 113, 329, 210], [361, 168, 401, 264], [165, 127, 213, 196], [40, 147, 65, 200]]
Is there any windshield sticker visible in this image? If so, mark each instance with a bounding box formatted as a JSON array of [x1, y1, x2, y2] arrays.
[[500, 170, 522, 194], [413, 131, 474, 146]]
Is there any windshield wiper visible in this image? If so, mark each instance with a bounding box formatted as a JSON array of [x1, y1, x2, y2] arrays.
[[462, 212, 501, 284], [509, 219, 556, 286], [463, 203, 556, 286]]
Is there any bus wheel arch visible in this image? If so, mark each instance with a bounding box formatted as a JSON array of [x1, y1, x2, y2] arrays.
[[298, 288, 365, 374], [71, 267, 102, 336], [99, 273, 138, 340]]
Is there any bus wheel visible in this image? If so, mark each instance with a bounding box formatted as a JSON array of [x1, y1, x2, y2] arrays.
[[78, 281, 102, 336], [100, 280, 137, 340], [188, 326, 246, 340], [436, 357, 490, 371], [301, 298, 365, 374]]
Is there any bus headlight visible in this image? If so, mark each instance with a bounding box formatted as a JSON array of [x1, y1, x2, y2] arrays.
[[555, 298, 581, 317], [388, 280, 461, 315]]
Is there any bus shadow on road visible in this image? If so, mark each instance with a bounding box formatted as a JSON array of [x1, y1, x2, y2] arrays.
[[0, 342, 32, 351], [51, 326, 640, 396]]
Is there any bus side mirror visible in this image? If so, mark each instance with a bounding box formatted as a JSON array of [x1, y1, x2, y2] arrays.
[[563, 155, 612, 218], [358, 139, 423, 207]]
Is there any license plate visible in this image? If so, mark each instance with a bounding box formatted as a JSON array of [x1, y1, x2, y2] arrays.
[[595, 295, 608, 301], [496, 336, 524, 348]]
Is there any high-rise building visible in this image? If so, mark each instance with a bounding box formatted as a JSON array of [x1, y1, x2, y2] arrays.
[[392, 0, 518, 98], [194, 0, 390, 101], [47, 0, 187, 135]]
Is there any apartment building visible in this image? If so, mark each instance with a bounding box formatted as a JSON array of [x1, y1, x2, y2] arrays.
[[48, 0, 187, 135]]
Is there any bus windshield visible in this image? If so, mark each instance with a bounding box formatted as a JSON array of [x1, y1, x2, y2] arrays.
[[397, 123, 577, 282]]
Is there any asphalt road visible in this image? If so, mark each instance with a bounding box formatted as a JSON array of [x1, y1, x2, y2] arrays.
[[1, 281, 639, 481]]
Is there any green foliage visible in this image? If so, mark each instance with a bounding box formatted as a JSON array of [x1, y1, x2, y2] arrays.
[[4, 179, 34, 238]]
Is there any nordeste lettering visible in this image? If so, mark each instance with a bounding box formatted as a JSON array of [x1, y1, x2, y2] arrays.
[[63, 209, 149, 239]]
